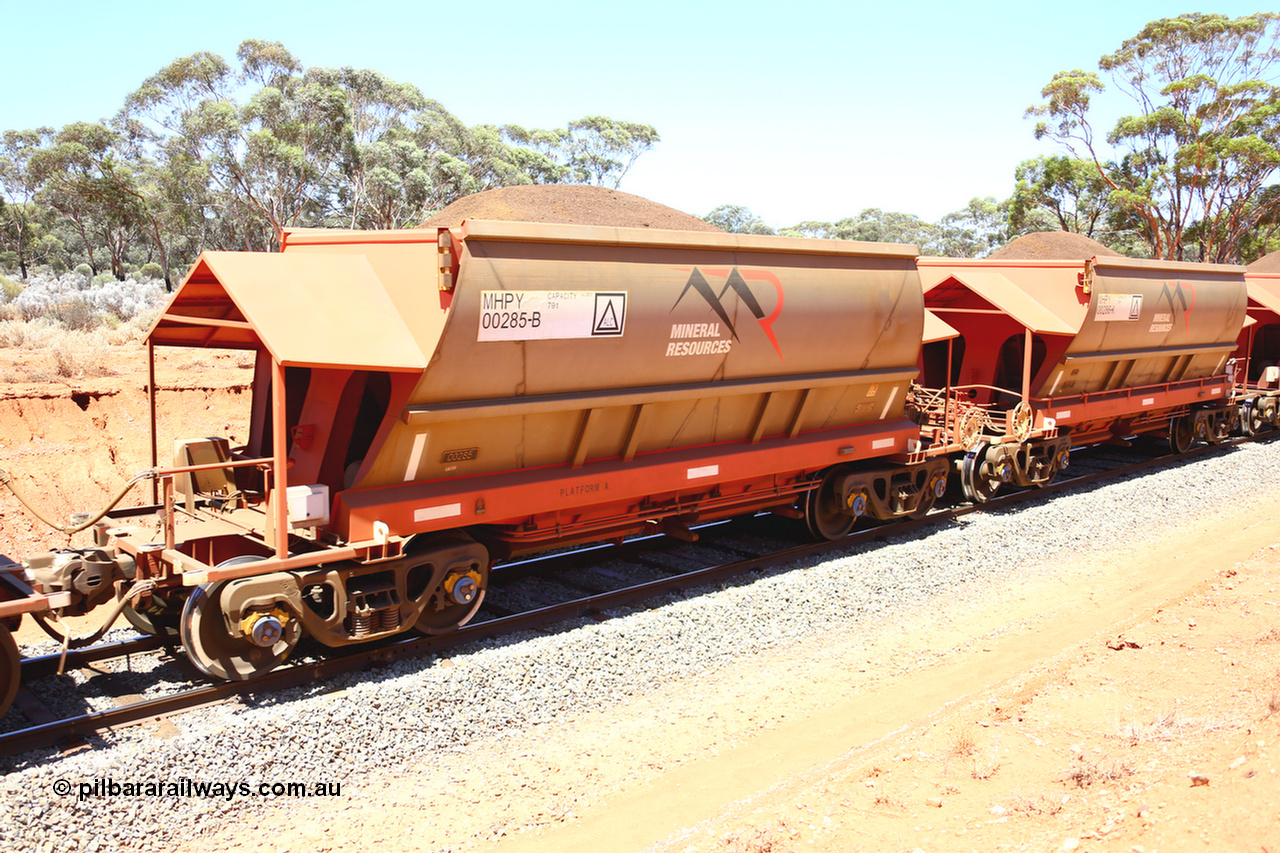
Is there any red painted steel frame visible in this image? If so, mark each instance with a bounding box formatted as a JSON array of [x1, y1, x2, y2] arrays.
[[335, 419, 919, 544], [1037, 374, 1229, 434]]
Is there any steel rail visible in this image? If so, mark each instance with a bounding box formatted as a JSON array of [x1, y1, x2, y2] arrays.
[[19, 635, 172, 681], [2, 433, 1269, 760]]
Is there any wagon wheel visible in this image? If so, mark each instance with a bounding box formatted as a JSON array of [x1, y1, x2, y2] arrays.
[[960, 444, 1003, 504], [1035, 445, 1070, 489], [0, 624, 18, 719], [956, 408, 984, 448], [123, 589, 187, 639], [1243, 402, 1265, 436], [415, 561, 490, 635], [1010, 402, 1033, 442], [179, 557, 301, 681], [909, 473, 948, 520], [1205, 412, 1229, 445], [803, 467, 857, 540], [1168, 416, 1194, 454]]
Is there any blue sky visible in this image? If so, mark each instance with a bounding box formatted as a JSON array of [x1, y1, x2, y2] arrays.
[[1, 2, 1271, 226]]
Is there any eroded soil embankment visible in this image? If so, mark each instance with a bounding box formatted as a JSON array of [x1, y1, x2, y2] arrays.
[[0, 384, 250, 560]]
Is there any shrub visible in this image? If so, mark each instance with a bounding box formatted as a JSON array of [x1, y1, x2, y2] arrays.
[[0, 273, 21, 303], [73, 263, 92, 278], [104, 306, 162, 345], [138, 262, 164, 280], [9, 271, 165, 327], [48, 332, 114, 379], [88, 277, 166, 319], [49, 297, 97, 331]]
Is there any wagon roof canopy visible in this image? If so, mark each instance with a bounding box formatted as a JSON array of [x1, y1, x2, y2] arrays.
[[148, 251, 428, 372], [1247, 273, 1280, 316], [922, 309, 959, 343], [923, 268, 1081, 336]]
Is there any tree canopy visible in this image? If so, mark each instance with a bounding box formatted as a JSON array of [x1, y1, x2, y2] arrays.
[[1027, 12, 1280, 262], [5, 20, 1280, 287], [0, 40, 663, 287]]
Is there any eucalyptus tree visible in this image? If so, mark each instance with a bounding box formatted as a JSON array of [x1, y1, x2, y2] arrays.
[[935, 197, 1010, 258], [561, 117, 659, 187], [1009, 155, 1114, 237], [702, 204, 775, 234], [27, 122, 151, 279], [309, 66, 429, 229], [1028, 12, 1280, 262], [124, 40, 353, 250], [503, 116, 659, 189], [0, 128, 58, 278], [781, 209, 942, 250]]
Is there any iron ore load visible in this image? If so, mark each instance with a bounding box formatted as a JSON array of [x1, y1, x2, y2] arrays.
[[0, 219, 1275, 716]]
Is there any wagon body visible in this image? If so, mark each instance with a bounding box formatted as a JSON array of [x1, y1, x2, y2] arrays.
[[270, 221, 926, 549]]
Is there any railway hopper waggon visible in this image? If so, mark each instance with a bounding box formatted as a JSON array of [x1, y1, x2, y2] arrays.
[[913, 256, 1248, 499], [0, 222, 937, 703]]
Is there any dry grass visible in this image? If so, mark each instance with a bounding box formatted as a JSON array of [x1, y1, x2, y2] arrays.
[[1008, 791, 1065, 816], [48, 335, 115, 380], [0, 318, 140, 381], [177, 356, 217, 371], [1060, 754, 1133, 788], [718, 822, 791, 852], [102, 307, 160, 345], [970, 755, 1004, 780], [0, 317, 64, 349], [1256, 627, 1280, 645], [1115, 704, 1241, 744], [1, 366, 52, 383], [0, 311, 156, 351], [948, 726, 977, 758]]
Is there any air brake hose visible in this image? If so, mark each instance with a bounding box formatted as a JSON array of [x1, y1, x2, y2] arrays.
[[34, 580, 158, 673], [0, 467, 156, 535]]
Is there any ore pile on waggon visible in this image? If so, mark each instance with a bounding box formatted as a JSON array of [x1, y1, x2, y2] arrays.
[[2, 207, 1278, 716]]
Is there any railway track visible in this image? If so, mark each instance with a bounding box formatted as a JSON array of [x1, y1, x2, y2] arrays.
[[0, 433, 1264, 760]]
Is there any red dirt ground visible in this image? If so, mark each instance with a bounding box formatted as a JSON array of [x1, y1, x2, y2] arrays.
[[0, 345, 252, 561]]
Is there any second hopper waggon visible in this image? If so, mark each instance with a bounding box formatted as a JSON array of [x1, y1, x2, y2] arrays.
[[912, 255, 1248, 500], [1, 222, 936, 690]]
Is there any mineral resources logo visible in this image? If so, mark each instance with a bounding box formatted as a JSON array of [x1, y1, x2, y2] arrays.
[[668, 267, 785, 360]]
